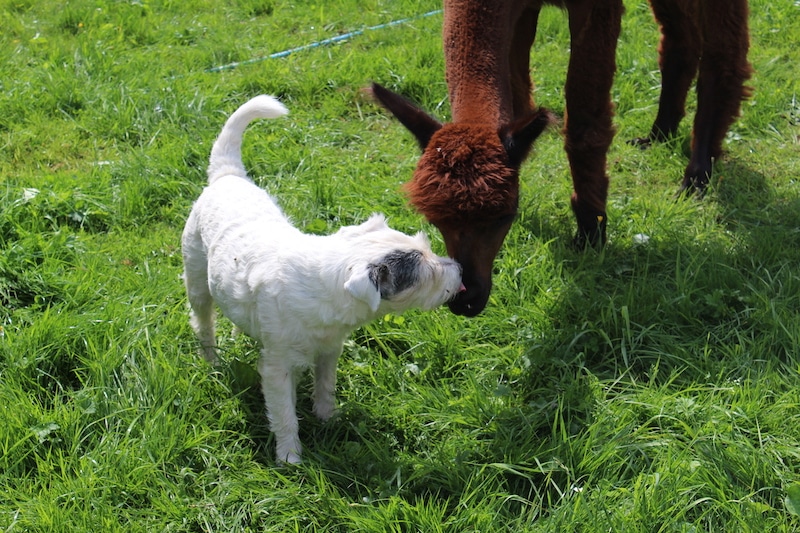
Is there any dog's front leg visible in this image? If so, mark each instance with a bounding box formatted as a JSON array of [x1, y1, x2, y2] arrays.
[[258, 354, 302, 464], [312, 348, 342, 422]]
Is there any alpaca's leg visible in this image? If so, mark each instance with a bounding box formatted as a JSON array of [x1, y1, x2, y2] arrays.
[[508, 6, 541, 117], [637, 0, 701, 145], [564, 0, 623, 248], [681, 0, 752, 193]]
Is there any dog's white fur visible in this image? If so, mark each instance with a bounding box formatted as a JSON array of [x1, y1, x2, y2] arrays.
[[182, 95, 463, 464]]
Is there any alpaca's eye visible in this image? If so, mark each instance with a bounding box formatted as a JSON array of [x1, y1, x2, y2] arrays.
[[491, 213, 517, 229]]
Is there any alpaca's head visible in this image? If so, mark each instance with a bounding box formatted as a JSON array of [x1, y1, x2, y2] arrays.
[[370, 83, 553, 316], [406, 123, 520, 316]]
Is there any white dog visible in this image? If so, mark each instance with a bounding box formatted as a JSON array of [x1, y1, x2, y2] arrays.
[[181, 95, 463, 464]]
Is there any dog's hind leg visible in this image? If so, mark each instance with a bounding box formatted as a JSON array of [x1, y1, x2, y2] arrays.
[[258, 353, 303, 464], [182, 224, 217, 362], [188, 292, 216, 363], [312, 348, 342, 422]]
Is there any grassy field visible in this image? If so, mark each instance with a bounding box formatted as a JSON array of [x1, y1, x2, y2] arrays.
[[2, 0, 799, 530]]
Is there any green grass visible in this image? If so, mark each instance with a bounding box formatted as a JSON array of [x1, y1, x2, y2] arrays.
[[2, 0, 800, 530]]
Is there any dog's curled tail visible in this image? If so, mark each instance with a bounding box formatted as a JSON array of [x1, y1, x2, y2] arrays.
[[207, 95, 288, 185]]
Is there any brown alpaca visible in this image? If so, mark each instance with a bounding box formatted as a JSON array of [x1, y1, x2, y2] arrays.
[[371, 0, 750, 316]]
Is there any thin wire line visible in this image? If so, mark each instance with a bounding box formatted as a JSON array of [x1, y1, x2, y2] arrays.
[[202, 9, 442, 74]]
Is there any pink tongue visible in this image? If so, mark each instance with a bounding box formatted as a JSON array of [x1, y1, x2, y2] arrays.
[[458, 283, 467, 293]]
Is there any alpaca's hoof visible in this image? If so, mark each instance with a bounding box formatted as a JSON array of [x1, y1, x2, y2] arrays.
[[573, 213, 607, 250], [628, 136, 653, 150], [676, 172, 711, 198]]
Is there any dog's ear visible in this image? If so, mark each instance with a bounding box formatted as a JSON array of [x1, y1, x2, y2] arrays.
[[344, 264, 387, 312], [336, 214, 388, 239], [358, 214, 389, 233]]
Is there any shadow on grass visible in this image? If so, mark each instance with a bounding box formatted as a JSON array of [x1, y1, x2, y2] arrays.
[[529, 156, 799, 375], [222, 346, 579, 521], [216, 160, 799, 522], [714, 159, 800, 249]]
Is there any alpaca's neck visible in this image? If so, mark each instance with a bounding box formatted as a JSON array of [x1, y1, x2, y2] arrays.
[[442, 0, 519, 125]]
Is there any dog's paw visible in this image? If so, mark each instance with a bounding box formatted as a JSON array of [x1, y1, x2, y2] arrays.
[[276, 450, 303, 466], [275, 438, 303, 465], [313, 403, 339, 422], [199, 344, 219, 364]]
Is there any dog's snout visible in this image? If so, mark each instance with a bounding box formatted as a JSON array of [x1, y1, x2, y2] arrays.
[[444, 257, 462, 275]]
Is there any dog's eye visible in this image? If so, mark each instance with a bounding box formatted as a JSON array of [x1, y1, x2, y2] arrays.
[[371, 263, 391, 288]]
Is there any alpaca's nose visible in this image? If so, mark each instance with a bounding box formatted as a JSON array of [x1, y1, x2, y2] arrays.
[[447, 284, 489, 317]]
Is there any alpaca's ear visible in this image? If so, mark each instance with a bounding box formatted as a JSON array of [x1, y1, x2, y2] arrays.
[[344, 264, 385, 312], [369, 83, 442, 150], [500, 108, 555, 168]]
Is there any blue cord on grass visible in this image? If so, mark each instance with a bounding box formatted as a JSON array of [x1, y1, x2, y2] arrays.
[[204, 9, 442, 74]]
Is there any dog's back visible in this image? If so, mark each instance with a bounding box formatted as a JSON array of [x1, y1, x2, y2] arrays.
[[207, 95, 288, 185]]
